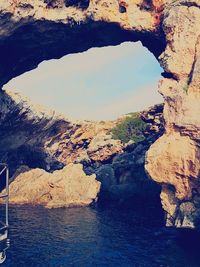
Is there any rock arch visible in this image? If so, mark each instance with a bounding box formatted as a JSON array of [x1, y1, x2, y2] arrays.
[[0, 0, 200, 228]]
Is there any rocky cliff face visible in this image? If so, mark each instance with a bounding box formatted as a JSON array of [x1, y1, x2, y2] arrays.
[[85, 104, 164, 208], [0, 90, 121, 208], [145, 2, 200, 229], [0, 89, 71, 174], [0, 0, 199, 228], [0, 90, 124, 175], [0, 89, 164, 209]]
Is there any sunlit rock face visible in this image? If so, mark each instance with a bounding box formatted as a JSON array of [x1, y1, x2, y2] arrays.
[[0, 91, 164, 209], [2, 163, 101, 208], [146, 1, 200, 229], [0, 0, 200, 227]]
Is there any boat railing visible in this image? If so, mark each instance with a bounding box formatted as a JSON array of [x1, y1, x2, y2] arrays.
[[0, 163, 9, 264], [0, 163, 9, 228]]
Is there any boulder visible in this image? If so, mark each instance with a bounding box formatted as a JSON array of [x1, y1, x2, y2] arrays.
[[4, 164, 101, 208]]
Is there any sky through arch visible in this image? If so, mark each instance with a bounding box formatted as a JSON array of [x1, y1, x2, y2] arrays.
[[4, 42, 163, 121]]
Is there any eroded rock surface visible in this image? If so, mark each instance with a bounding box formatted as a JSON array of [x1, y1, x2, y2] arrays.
[[0, 0, 199, 228], [86, 104, 164, 207], [47, 120, 124, 164], [0, 0, 166, 86], [0, 89, 164, 209], [145, 2, 200, 229], [4, 163, 100, 208], [0, 90, 123, 175]]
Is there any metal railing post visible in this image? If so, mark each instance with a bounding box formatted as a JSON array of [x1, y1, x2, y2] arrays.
[[0, 163, 9, 264], [5, 166, 9, 227]]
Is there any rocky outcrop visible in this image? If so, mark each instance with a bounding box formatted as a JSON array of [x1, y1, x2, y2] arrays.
[[0, 90, 123, 176], [145, 2, 200, 229], [146, 132, 200, 228], [88, 104, 164, 207], [0, 89, 72, 174], [47, 120, 124, 164], [0, 90, 124, 207], [0, 89, 164, 209], [0, 0, 199, 228], [4, 163, 100, 208]]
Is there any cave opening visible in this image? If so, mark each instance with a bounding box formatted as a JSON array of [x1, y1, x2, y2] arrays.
[[0, 23, 169, 263], [0, 40, 165, 174], [0, 41, 164, 213], [1, 1, 200, 265]]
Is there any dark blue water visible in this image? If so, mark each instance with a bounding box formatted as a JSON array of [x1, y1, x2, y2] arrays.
[[1, 205, 200, 267]]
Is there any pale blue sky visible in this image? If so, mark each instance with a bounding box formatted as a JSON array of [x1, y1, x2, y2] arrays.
[[3, 42, 163, 120]]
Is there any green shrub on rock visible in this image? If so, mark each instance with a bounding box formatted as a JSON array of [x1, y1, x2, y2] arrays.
[[111, 112, 147, 143]]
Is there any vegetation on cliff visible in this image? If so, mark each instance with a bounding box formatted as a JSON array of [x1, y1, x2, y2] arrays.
[[110, 112, 147, 143]]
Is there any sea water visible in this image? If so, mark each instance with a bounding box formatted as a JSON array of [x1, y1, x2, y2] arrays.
[[1, 205, 200, 267]]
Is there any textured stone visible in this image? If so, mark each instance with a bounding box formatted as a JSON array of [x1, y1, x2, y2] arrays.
[[91, 105, 164, 206], [0, 0, 199, 228], [145, 1, 200, 229], [3, 163, 101, 208], [0, 90, 123, 175], [0, 0, 166, 86], [146, 132, 200, 200], [0, 92, 165, 210], [87, 134, 124, 161]]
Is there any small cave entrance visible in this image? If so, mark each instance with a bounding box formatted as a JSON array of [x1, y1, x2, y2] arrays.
[[1, 41, 164, 217]]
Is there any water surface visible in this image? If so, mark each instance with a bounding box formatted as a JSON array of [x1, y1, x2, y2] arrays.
[[1, 205, 200, 267]]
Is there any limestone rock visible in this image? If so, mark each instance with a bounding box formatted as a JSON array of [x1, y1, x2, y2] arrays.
[[49, 121, 124, 165], [0, 0, 199, 228], [0, 90, 123, 176], [146, 132, 200, 200], [4, 164, 101, 208], [91, 106, 164, 206], [145, 1, 200, 228], [87, 134, 124, 161], [0, 0, 166, 86]]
